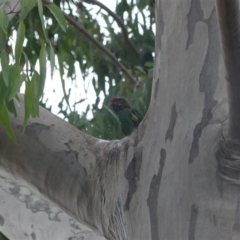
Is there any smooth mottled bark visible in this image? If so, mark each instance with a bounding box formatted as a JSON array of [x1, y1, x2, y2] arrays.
[[0, 169, 106, 240], [1, 0, 240, 239]]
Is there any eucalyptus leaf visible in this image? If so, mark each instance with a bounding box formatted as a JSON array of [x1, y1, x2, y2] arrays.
[[0, 27, 7, 52], [6, 99, 17, 117], [8, 73, 26, 101], [0, 8, 8, 28], [45, 3, 67, 31], [57, 54, 71, 111], [0, 103, 17, 143], [37, 0, 47, 39], [23, 79, 34, 130], [19, 0, 37, 21], [39, 44, 46, 99], [0, 50, 9, 86], [49, 45, 55, 79], [15, 21, 25, 63], [31, 73, 39, 117], [0, 74, 7, 109], [0, 231, 10, 240]]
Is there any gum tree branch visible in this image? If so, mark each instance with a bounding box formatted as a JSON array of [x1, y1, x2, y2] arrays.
[[63, 13, 136, 83], [82, 0, 139, 58], [216, 0, 240, 138], [43, 0, 136, 84]]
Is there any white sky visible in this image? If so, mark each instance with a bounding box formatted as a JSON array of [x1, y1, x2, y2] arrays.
[[41, 0, 117, 119]]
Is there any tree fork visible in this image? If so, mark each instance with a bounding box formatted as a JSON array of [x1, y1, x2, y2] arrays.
[[0, 95, 146, 239]]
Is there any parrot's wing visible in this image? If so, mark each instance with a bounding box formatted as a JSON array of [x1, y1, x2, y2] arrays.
[[131, 108, 143, 126], [121, 126, 128, 136], [116, 108, 143, 136], [117, 109, 134, 135]]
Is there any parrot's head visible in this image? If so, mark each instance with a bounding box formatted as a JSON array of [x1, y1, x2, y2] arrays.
[[110, 98, 130, 112]]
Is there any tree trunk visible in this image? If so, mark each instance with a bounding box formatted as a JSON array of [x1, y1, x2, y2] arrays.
[[1, 0, 239, 239]]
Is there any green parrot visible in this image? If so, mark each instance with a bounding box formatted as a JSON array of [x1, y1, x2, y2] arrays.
[[110, 97, 143, 136]]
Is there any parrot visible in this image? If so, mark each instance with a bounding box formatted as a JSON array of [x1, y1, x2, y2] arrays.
[[110, 97, 143, 136]]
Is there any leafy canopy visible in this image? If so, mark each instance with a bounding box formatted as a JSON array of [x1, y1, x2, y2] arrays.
[[0, 0, 155, 141]]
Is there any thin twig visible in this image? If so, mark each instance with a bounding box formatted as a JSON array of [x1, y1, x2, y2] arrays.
[[64, 13, 136, 83], [82, 0, 139, 58]]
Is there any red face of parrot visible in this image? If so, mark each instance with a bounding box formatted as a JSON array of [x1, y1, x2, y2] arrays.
[[110, 98, 125, 106], [110, 98, 128, 112]]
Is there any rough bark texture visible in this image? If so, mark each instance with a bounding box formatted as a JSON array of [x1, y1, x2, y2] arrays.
[[1, 0, 240, 239]]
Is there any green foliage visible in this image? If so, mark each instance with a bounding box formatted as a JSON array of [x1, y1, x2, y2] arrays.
[[37, 0, 47, 39], [45, 3, 67, 31], [0, 0, 154, 140], [0, 101, 16, 143], [0, 8, 8, 51], [19, 0, 37, 21], [0, 8, 9, 28], [0, 27, 7, 52], [0, 232, 9, 240], [15, 21, 25, 63], [1, 50, 9, 86], [0, 0, 66, 140]]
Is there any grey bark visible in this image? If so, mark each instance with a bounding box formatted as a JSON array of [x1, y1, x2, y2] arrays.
[[0, 169, 106, 240], [1, 0, 240, 240], [216, 0, 240, 138]]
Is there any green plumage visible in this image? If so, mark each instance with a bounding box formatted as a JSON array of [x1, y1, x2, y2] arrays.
[[110, 98, 143, 136]]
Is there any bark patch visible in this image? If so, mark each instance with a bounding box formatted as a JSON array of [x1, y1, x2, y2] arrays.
[[69, 219, 82, 230], [188, 9, 218, 164], [124, 147, 143, 211], [213, 214, 217, 227], [0, 214, 4, 226], [154, 79, 160, 99], [165, 102, 177, 142], [186, 0, 204, 50], [215, 169, 223, 198], [147, 149, 166, 240], [7, 183, 61, 221], [156, 0, 164, 50], [9, 185, 20, 195], [24, 123, 51, 138], [233, 193, 240, 231], [31, 232, 36, 240], [52, 149, 89, 200], [188, 204, 198, 240]]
